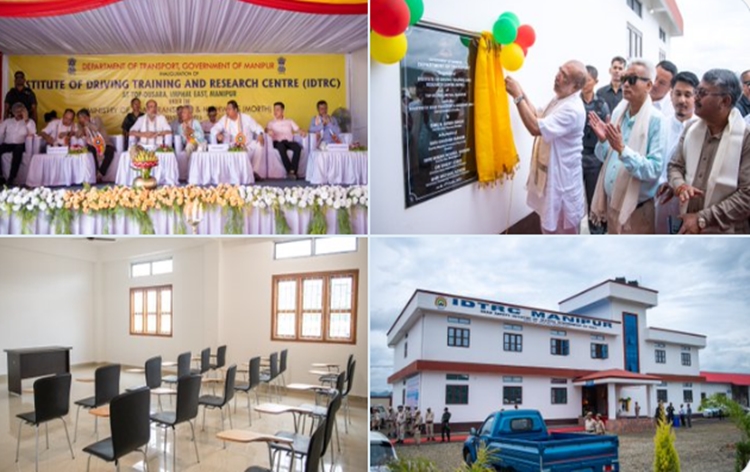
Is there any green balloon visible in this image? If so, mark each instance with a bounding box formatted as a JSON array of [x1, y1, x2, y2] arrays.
[[405, 0, 424, 26], [493, 17, 518, 45], [461, 36, 471, 47], [499, 11, 520, 28]]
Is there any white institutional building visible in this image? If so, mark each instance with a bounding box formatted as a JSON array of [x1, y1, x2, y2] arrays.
[[387, 279, 748, 428]]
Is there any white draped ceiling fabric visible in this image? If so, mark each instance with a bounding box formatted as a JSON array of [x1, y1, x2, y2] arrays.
[[0, 0, 368, 55]]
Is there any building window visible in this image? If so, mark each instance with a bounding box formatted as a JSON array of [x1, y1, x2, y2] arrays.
[[551, 339, 570, 356], [448, 316, 471, 325], [503, 376, 522, 383], [504, 333, 523, 352], [446, 374, 469, 381], [404, 341, 408, 358], [655, 342, 666, 348], [657, 389, 668, 403], [591, 334, 605, 341], [627, 0, 642, 17], [131, 258, 173, 278], [448, 327, 470, 347], [659, 50, 666, 62], [627, 24, 643, 58], [623, 313, 640, 373], [130, 285, 172, 337], [683, 383, 693, 388], [659, 27, 667, 42], [550, 329, 567, 337], [274, 237, 358, 259], [504, 323, 523, 331], [446, 385, 469, 405], [271, 270, 358, 343], [503, 386, 523, 405], [681, 346, 692, 351], [683, 390, 693, 403], [591, 343, 609, 359], [655, 349, 666, 364], [681, 352, 691, 366], [551, 378, 568, 384], [551, 388, 568, 404]]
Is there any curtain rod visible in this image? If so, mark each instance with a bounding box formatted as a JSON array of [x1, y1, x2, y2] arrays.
[[416, 20, 481, 38]]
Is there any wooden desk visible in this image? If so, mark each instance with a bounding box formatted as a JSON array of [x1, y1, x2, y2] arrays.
[[162, 361, 178, 367], [255, 403, 312, 432], [76, 377, 95, 383], [90, 405, 110, 418], [311, 363, 339, 371], [308, 369, 335, 376], [217, 430, 294, 470], [287, 383, 325, 391], [4, 346, 72, 395]]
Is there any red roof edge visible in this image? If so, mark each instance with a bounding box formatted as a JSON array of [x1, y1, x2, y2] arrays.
[[664, 0, 684, 35], [700, 371, 750, 387]]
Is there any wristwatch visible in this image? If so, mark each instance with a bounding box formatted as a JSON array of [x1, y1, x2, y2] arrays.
[[514, 95, 525, 105], [697, 216, 707, 230]]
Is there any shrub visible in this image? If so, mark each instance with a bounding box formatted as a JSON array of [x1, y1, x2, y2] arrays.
[[653, 403, 680, 472]]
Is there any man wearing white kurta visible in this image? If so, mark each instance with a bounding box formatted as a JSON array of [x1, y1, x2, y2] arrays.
[[505, 60, 588, 234], [0, 102, 36, 185], [651, 61, 677, 120], [129, 99, 171, 147], [41, 108, 77, 147], [210, 100, 265, 172]]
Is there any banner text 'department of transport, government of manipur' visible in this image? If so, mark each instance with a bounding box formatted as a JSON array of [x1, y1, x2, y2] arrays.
[[9, 55, 347, 135]]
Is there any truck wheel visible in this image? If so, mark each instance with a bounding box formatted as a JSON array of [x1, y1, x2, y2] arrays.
[[463, 449, 473, 465]]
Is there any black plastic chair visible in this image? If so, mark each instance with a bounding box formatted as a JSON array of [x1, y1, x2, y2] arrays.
[[15, 373, 75, 472], [74, 364, 121, 442], [279, 349, 288, 390], [341, 360, 356, 433], [83, 387, 151, 472], [272, 393, 342, 470], [163, 351, 191, 386], [127, 356, 169, 410], [234, 356, 262, 425], [319, 354, 352, 387], [190, 347, 211, 376], [209, 345, 227, 373], [199, 364, 237, 431], [150, 374, 202, 470], [260, 352, 280, 402], [246, 419, 326, 472], [302, 371, 345, 454]]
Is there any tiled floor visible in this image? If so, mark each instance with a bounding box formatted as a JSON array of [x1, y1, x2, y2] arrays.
[[0, 365, 367, 471]]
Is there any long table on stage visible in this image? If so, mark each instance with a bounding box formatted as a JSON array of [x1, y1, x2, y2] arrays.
[[4, 346, 72, 395]]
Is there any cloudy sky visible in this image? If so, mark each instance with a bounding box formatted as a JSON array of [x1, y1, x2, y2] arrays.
[[670, 0, 750, 76], [369, 237, 750, 393]]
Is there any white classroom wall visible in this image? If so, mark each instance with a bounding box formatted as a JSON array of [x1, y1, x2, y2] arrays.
[[0, 240, 98, 376], [371, 0, 676, 234]]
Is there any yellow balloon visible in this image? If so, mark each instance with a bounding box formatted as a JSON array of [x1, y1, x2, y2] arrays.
[[371, 31, 408, 65], [501, 43, 525, 71]]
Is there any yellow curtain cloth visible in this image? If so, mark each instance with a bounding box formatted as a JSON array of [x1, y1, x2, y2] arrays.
[[473, 32, 518, 185]]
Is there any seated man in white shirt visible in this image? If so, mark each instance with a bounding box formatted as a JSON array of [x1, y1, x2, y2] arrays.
[[176, 105, 207, 158], [0, 102, 36, 185], [129, 99, 172, 147], [74, 108, 116, 180], [210, 100, 265, 149], [266, 101, 307, 179], [40, 108, 77, 147]]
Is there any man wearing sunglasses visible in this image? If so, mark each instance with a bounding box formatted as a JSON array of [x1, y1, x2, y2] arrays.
[[736, 70, 750, 117], [505, 60, 588, 234], [588, 59, 666, 234], [666, 69, 750, 234]]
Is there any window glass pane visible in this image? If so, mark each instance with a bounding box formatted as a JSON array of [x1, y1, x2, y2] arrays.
[[330, 277, 353, 310], [277, 281, 297, 310], [314, 237, 357, 255], [161, 289, 171, 312], [147, 314, 157, 333], [302, 312, 322, 337], [277, 313, 296, 337], [152, 259, 173, 275], [275, 240, 312, 259], [133, 291, 143, 314], [160, 314, 171, 334], [329, 312, 351, 339], [133, 314, 143, 332], [147, 290, 157, 312], [303, 279, 323, 310], [131, 262, 150, 278]]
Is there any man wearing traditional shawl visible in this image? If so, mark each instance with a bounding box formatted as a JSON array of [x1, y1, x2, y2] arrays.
[[505, 60, 588, 234], [665, 69, 750, 234], [75, 108, 116, 181], [129, 99, 172, 147], [588, 59, 667, 234], [211, 100, 265, 173], [176, 105, 206, 158]]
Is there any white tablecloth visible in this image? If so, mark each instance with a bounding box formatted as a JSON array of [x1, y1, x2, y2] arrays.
[[0, 206, 367, 235], [307, 151, 368, 185], [25, 153, 97, 188], [115, 151, 179, 186], [188, 151, 255, 186]]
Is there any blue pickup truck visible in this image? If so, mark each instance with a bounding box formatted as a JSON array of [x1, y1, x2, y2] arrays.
[[463, 410, 619, 472]]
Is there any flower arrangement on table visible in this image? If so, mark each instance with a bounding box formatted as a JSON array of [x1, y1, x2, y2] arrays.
[[350, 142, 367, 151], [131, 147, 159, 180], [67, 144, 87, 155], [0, 185, 368, 235], [155, 144, 173, 153], [229, 144, 246, 153]]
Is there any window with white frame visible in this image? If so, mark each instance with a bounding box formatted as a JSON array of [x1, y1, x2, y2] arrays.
[[628, 24, 643, 58], [274, 238, 358, 259], [130, 258, 173, 278]]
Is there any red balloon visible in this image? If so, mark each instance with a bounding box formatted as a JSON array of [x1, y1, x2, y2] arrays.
[[520, 44, 528, 57], [371, 0, 411, 37], [516, 24, 536, 49]]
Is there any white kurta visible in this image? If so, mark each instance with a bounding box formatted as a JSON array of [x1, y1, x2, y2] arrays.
[[0, 118, 35, 144], [210, 113, 264, 151], [662, 114, 697, 184], [130, 114, 171, 146], [653, 95, 674, 121], [526, 93, 586, 233], [42, 119, 77, 146]]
